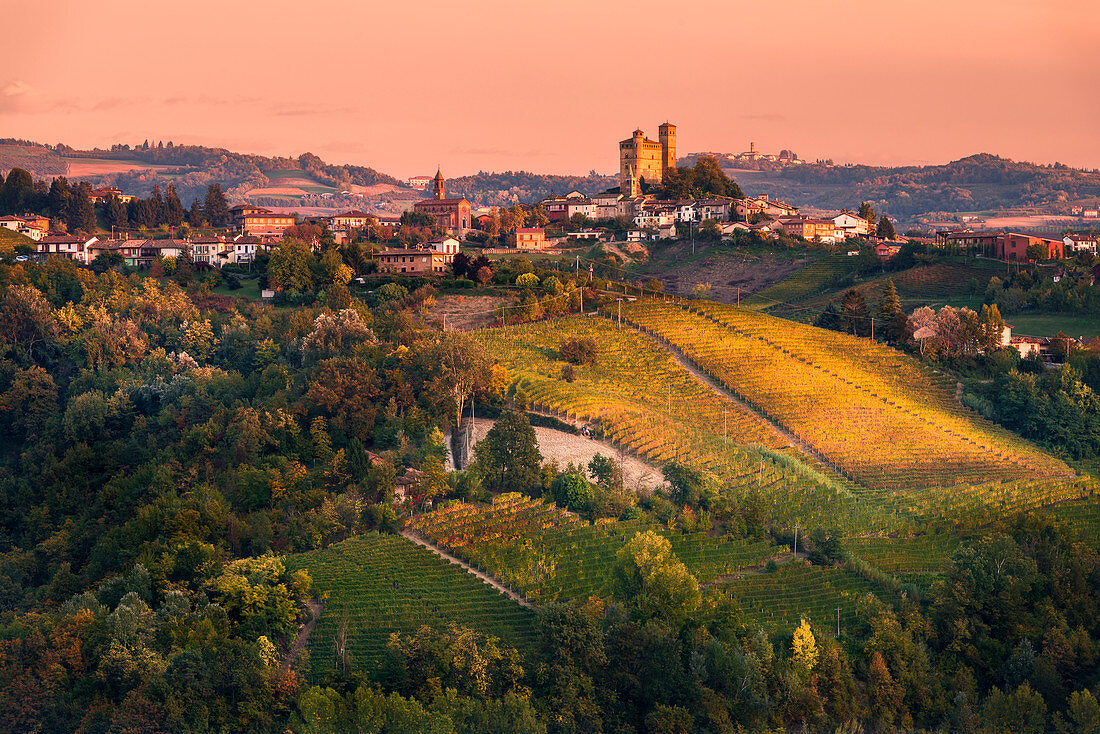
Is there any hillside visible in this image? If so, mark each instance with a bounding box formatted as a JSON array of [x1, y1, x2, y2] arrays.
[[725, 153, 1100, 224]]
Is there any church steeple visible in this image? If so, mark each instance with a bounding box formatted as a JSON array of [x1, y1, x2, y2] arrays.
[[432, 168, 445, 200]]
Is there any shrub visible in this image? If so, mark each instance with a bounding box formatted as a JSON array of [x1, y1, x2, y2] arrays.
[[561, 364, 577, 382], [560, 336, 598, 365]]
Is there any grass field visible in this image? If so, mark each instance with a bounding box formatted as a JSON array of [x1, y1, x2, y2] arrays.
[[286, 533, 537, 679], [0, 228, 34, 253], [1005, 313, 1100, 338], [213, 277, 262, 301]]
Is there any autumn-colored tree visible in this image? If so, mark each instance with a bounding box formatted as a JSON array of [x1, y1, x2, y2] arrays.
[[0, 366, 59, 437], [305, 357, 381, 439]]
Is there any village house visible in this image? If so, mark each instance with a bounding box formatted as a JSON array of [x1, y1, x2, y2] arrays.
[[1064, 234, 1098, 254], [330, 210, 375, 230], [779, 216, 838, 244], [36, 234, 99, 263], [412, 170, 472, 234], [875, 242, 901, 262], [832, 211, 875, 239], [190, 236, 228, 266], [89, 187, 136, 204], [994, 233, 1064, 262], [376, 247, 449, 275], [735, 195, 799, 221], [230, 235, 264, 264], [515, 227, 547, 251], [695, 199, 732, 221], [589, 192, 622, 220], [424, 236, 461, 264], [231, 206, 296, 236]]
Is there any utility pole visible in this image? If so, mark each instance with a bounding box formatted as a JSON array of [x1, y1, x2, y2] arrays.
[[870, 316, 874, 341], [667, 383, 671, 415], [443, 313, 447, 332], [793, 523, 799, 555], [737, 286, 740, 307], [836, 607, 841, 637], [723, 409, 727, 444], [579, 285, 583, 316], [617, 298, 622, 329]]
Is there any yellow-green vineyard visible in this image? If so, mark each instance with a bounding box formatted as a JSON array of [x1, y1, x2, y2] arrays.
[[612, 299, 1093, 525], [475, 316, 915, 535]]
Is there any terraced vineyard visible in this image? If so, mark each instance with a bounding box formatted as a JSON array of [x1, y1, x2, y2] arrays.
[[406, 494, 779, 602], [614, 299, 1093, 525], [715, 562, 880, 633], [286, 533, 536, 676], [477, 317, 914, 535]]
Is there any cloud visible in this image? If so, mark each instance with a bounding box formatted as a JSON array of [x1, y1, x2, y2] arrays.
[[2, 80, 30, 98]]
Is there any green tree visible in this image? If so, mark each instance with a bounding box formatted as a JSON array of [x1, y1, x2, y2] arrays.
[[473, 410, 542, 496], [662, 462, 708, 508], [48, 176, 72, 220], [203, 183, 229, 227], [610, 530, 700, 624], [1, 167, 34, 214], [858, 201, 877, 224], [163, 184, 185, 227], [877, 279, 907, 342], [840, 288, 871, 336], [979, 683, 1047, 734], [877, 215, 896, 240], [551, 472, 594, 512], [66, 182, 97, 234], [269, 237, 315, 291]]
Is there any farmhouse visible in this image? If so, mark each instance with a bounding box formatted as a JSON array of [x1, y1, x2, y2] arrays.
[[376, 247, 449, 275], [1064, 234, 1098, 253], [832, 211, 875, 239], [515, 227, 547, 251], [36, 234, 99, 263]]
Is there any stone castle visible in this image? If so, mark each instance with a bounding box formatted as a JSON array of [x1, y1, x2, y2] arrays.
[[619, 123, 676, 197]]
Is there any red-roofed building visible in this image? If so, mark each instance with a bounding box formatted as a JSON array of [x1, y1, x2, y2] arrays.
[[413, 169, 471, 234]]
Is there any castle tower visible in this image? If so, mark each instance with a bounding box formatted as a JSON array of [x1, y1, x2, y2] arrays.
[[432, 168, 445, 200], [659, 122, 676, 179]]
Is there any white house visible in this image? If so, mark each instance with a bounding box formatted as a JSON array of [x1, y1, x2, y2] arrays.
[[1064, 234, 1098, 254], [832, 211, 874, 239]]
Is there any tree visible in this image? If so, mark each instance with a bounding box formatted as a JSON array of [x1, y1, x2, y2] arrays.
[[268, 237, 315, 291], [791, 619, 819, 678], [979, 303, 1006, 353], [877, 215, 896, 240], [163, 184, 185, 227], [516, 272, 540, 289], [203, 184, 229, 227], [551, 472, 594, 512], [560, 336, 598, 365], [1026, 241, 1049, 262], [417, 330, 496, 428], [103, 194, 128, 230], [48, 176, 72, 220], [474, 409, 542, 495], [452, 251, 472, 278], [66, 182, 97, 235], [877, 279, 907, 342], [662, 462, 708, 507], [840, 288, 871, 336], [187, 199, 204, 227], [858, 201, 877, 225], [1, 168, 34, 214], [610, 530, 700, 624], [305, 358, 381, 439]]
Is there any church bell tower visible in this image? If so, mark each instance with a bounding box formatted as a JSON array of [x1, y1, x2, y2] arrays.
[[432, 168, 445, 200]]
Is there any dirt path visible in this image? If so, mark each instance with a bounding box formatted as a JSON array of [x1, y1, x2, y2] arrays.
[[465, 417, 667, 492], [400, 530, 533, 609], [281, 598, 323, 673]]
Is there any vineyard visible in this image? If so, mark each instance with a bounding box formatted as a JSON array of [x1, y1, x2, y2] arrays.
[[286, 533, 537, 676], [405, 494, 779, 602], [476, 316, 915, 535], [612, 299, 1094, 525], [741, 254, 857, 310]]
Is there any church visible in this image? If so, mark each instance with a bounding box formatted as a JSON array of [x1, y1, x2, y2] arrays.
[[413, 169, 472, 234]]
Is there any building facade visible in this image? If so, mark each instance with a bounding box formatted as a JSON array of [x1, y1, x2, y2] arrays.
[[413, 169, 472, 234], [619, 123, 676, 197]]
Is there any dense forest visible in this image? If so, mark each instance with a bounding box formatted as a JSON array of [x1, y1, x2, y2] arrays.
[[444, 171, 617, 207], [0, 245, 1097, 731]]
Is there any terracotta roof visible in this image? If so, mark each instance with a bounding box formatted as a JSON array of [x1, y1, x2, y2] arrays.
[[333, 210, 371, 218]]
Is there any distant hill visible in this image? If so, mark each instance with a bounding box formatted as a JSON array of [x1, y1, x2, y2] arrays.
[[726, 153, 1100, 222], [0, 139, 404, 209], [445, 170, 617, 207]]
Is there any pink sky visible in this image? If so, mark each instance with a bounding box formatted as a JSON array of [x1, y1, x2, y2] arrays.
[[3, 0, 1098, 178]]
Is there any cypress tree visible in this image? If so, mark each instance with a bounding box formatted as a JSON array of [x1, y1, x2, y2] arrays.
[[877, 279, 906, 342]]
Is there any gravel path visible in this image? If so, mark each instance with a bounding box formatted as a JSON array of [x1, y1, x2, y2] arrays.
[[466, 418, 667, 492]]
